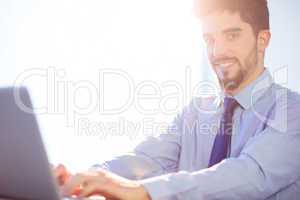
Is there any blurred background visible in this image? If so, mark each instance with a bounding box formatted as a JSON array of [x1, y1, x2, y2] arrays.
[[0, 0, 299, 171]]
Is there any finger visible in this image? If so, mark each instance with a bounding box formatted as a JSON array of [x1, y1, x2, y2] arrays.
[[78, 182, 99, 198], [54, 164, 70, 185], [53, 164, 64, 177], [79, 182, 116, 200], [62, 173, 88, 196], [78, 177, 117, 200]]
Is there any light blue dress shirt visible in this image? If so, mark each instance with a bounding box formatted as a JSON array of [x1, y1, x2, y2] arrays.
[[94, 69, 300, 200]]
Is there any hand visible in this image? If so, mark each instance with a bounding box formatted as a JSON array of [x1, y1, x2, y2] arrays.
[[51, 164, 71, 186], [61, 169, 151, 200]]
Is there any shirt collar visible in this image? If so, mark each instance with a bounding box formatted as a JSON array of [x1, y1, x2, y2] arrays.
[[234, 68, 273, 110]]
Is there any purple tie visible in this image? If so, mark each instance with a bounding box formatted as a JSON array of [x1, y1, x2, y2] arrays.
[[208, 97, 239, 167]]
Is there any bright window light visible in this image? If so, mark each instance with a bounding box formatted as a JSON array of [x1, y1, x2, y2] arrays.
[[2, 0, 207, 171]]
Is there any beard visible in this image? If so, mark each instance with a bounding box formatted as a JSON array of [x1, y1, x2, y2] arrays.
[[213, 47, 258, 92], [216, 59, 245, 91]]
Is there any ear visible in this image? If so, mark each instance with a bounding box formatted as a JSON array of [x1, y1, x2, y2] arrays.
[[257, 30, 271, 53]]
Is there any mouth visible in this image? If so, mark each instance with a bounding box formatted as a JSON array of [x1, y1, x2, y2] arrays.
[[213, 60, 237, 69]]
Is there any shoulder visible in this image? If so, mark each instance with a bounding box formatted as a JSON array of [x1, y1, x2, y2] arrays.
[[271, 84, 300, 108], [266, 84, 300, 132]]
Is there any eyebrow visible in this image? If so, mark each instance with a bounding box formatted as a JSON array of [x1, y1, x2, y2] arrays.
[[203, 27, 243, 37], [222, 27, 243, 33]]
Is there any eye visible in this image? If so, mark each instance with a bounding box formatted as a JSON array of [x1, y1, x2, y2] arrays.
[[226, 32, 240, 41]]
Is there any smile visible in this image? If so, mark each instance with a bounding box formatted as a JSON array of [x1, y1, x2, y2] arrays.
[[215, 61, 236, 69]]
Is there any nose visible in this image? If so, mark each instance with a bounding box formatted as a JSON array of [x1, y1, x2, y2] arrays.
[[211, 38, 228, 59]]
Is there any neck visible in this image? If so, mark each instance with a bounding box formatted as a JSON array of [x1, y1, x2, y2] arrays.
[[225, 65, 265, 96]]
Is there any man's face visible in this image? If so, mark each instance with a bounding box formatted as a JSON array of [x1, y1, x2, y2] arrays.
[[202, 11, 259, 91]]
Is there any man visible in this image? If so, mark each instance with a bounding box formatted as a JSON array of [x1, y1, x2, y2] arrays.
[[55, 0, 300, 199]]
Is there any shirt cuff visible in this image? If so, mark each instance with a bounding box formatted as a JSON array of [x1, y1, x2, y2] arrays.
[[140, 175, 174, 200]]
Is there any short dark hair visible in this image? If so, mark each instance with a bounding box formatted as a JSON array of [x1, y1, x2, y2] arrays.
[[195, 0, 270, 35]]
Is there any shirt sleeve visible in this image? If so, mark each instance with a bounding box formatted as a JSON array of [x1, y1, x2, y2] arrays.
[[91, 106, 186, 180], [139, 92, 300, 200]]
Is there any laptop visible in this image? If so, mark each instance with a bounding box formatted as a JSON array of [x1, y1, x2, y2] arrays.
[[0, 87, 104, 200]]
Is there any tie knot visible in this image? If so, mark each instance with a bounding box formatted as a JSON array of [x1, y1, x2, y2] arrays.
[[223, 97, 239, 114]]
